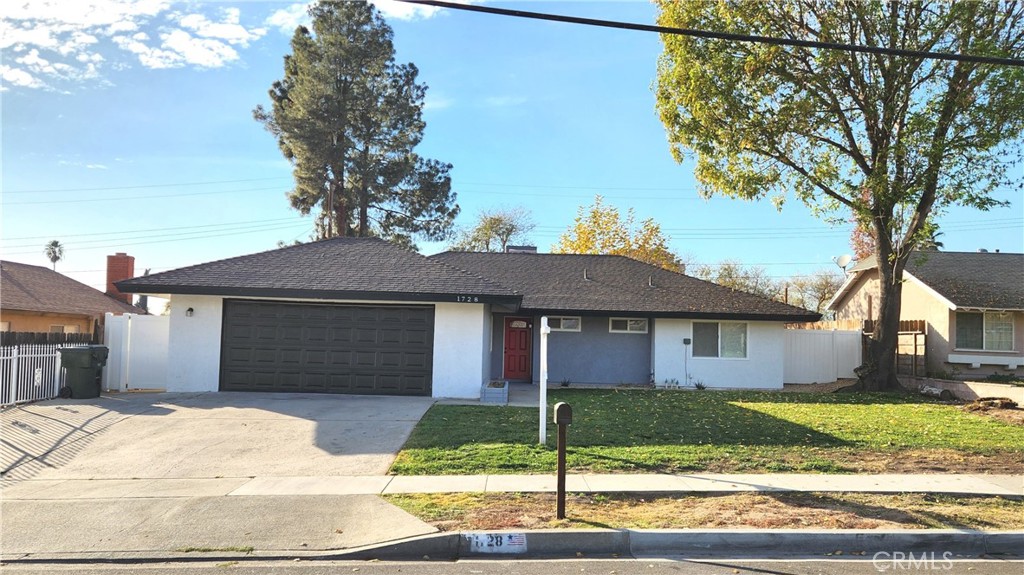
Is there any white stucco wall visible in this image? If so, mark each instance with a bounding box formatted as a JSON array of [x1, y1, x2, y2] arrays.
[[162, 296, 489, 397], [652, 319, 785, 389], [432, 302, 489, 399], [166, 295, 223, 392]]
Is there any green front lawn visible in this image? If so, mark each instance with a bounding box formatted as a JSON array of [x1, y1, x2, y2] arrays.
[[390, 389, 1024, 475]]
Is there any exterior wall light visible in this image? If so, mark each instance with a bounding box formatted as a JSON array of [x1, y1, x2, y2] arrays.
[[185, 307, 194, 317]]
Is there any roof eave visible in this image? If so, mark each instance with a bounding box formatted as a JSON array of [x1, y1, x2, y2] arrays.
[[825, 271, 861, 312], [521, 307, 820, 323], [115, 283, 522, 306]]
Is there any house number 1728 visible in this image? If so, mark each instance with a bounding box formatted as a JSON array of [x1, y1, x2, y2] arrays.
[[456, 295, 480, 303]]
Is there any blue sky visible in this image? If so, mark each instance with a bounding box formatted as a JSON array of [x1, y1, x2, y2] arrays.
[[3, 0, 1021, 295]]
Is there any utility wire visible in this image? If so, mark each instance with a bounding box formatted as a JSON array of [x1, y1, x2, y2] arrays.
[[3, 176, 291, 194], [3, 217, 301, 241], [2, 184, 284, 204], [398, 0, 1024, 67]]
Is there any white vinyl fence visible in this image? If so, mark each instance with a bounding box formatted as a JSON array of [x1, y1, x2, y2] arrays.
[[0, 344, 86, 407], [783, 329, 863, 384], [103, 313, 169, 391]]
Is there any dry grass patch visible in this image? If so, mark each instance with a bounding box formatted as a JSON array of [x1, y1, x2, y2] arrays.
[[386, 492, 1024, 532]]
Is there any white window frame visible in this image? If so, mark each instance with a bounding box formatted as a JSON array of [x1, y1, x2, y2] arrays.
[[692, 321, 749, 359], [609, 318, 648, 334], [547, 316, 581, 332], [955, 311, 1015, 352]]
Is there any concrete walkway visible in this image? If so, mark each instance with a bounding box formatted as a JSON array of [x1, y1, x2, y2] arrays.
[[4, 472, 1021, 499]]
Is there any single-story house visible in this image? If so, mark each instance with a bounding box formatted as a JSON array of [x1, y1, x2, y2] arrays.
[[827, 250, 1024, 378], [117, 238, 819, 398], [1, 254, 142, 336]]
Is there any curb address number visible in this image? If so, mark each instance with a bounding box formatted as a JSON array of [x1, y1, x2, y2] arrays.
[[464, 532, 527, 554]]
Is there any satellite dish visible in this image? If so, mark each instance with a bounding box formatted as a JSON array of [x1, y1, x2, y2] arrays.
[[834, 254, 853, 269]]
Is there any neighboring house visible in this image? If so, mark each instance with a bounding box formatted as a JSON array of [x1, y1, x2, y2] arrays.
[[0, 254, 142, 336], [116, 238, 819, 399], [828, 250, 1024, 379]]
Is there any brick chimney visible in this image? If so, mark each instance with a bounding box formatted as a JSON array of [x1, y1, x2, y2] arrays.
[[106, 253, 135, 304]]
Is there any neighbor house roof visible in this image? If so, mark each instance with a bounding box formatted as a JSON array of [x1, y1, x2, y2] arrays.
[[431, 251, 820, 321], [831, 251, 1024, 311], [116, 237, 519, 304], [0, 261, 142, 317]]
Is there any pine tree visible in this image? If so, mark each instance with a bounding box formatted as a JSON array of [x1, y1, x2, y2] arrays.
[[254, 1, 457, 247]]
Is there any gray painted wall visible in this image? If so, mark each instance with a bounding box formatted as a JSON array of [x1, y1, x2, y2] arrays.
[[488, 314, 651, 385]]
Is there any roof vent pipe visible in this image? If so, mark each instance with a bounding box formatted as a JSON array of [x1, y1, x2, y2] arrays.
[[583, 268, 590, 281], [648, 275, 654, 287], [978, 248, 989, 253]]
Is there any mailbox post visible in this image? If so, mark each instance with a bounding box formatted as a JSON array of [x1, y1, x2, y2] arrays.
[[553, 401, 573, 520]]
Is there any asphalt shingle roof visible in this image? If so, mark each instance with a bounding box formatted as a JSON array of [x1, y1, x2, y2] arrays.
[[116, 237, 518, 302], [1, 261, 142, 317], [431, 252, 820, 321], [851, 251, 1024, 310]]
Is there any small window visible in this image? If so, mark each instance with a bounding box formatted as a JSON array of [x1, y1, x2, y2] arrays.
[[548, 316, 581, 332], [0, 321, 10, 332], [693, 321, 748, 358], [957, 311, 1014, 351], [609, 318, 648, 334], [49, 325, 80, 334]]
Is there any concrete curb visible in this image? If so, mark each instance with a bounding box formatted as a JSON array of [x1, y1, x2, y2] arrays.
[[327, 529, 1024, 561], [3, 529, 1021, 564]]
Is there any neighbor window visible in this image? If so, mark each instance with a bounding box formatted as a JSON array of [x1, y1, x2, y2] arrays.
[[693, 321, 748, 358], [49, 325, 80, 334], [547, 316, 581, 332], [609, 318, 648, 334], [0, 321, 9, 332], [956, 311, 1014, 351]]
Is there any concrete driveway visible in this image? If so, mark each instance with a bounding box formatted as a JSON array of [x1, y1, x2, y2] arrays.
[[2, 391, 434, 481], [1, 392, 438, 557]]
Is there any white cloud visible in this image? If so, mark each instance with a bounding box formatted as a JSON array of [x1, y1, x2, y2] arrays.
[[179, 8, 265, 46], [0, 65, 46, 90], [86, 164, 109, 169], [266, 0, 478, 34], [424, 93, 454, 111], [265, 3, 312, 35], [160, 29, 240, 68], [1, 0, 268, 90], [483, 95, 528, 107], [371, 0, 443, 21]]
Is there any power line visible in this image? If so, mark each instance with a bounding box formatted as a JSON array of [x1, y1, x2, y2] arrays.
[[3, 184, 288, 204], [3, 217, 302, 241], [3, 176, 292, 194], [398, 0, 1024, 67], [2, 222, 311, 257]]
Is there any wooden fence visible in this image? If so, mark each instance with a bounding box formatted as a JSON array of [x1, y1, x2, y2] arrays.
[[0, 331, 97, 346]]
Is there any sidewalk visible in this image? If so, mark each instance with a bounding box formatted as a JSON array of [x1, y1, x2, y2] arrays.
[[4, 472, 1021, 499], [3, 473, 1021, 562]]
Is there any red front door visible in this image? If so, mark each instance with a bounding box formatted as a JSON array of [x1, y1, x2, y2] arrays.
[[503, 317, 532, 381]]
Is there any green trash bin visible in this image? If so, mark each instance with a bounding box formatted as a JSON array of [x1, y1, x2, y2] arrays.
[[59, 346, 109, 399]]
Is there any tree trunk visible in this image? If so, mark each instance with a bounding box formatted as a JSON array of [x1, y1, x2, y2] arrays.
[[358, 148, 370, 236], [865, 227, 907, 391]]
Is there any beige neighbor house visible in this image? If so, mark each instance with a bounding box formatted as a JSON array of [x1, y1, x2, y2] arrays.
[[827, 250, 1024, 380], [0, 254, 143, 337]]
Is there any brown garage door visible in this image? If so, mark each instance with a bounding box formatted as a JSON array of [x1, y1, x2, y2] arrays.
[[220, 300, 433, 396]]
